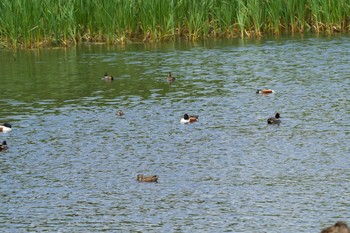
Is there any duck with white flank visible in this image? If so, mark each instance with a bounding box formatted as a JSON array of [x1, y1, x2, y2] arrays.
[[181, 114, 199, 123], [256, 89, 275, 94], [0, 123, 12, 133]]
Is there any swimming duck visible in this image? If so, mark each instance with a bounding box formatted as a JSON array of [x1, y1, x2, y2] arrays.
[[0, 123, 12, 133], [167, 72, 175, 83], [116, 110, 125, 117], [267, 113, 281, 124], [137, 174, 158, 182], [0, 141, 8, 151], [256, 89, 275, 94], [103, 72, 114, 81], [180, 114, 199, 123], [321, 221, 350, 233]]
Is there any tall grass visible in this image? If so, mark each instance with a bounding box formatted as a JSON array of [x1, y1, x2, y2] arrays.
[[0, 0, 350, 48]]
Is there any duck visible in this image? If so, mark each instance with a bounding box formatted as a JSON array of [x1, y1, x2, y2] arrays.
[[0, 140, 8, 151], [167, 72, 175, 83], [180, 114, 199, 123], [137, 174, 158, 183], [321, 221, 350, 233], [256, 89, 275, 94], [116, 110, 125, 117], [267, 113, 281, 124], [103, 72, 114, 81], [0, 123, 12, 133]]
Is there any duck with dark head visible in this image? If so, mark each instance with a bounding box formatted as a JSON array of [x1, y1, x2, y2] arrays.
[[181, 114, 199, 123], [267, 113, 281, 125], [0, 123, 12, 133], [256, 89, 275, 94], [0, 140, 8, 151], [103, 72, 114, 81]]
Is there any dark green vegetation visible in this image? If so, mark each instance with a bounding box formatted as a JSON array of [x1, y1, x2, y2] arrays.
[[1, 0, 350, 48]]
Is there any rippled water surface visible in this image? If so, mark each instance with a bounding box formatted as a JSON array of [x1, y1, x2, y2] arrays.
[[1, 35, 350, 233]]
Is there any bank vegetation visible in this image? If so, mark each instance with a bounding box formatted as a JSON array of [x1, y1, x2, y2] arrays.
[[1, 0, 350, 48]]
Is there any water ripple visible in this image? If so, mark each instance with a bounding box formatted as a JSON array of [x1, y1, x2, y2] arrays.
[[1, 35, 350, 232]]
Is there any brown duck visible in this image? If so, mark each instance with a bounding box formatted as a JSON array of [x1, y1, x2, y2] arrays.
[[167, 72, 175, 83], [320, 221, 350, 233], [137, 174, 158, 182]]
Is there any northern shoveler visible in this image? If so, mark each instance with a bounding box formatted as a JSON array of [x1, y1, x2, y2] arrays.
[[180, 114, 199, 123], [0, 123, 12, 133], [256, 89, 275, 94]]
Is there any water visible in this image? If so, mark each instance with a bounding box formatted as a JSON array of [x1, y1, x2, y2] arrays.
[[1, 34, 349, 233]]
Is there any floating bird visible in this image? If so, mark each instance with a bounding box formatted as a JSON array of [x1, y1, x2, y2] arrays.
[[320, 221, 350, 233], [103, 72, 114, 81], [0, 140, 8, 151], [116, 110, 125, 117], [180, 114, 199, 123], [167, 72, 175, 83], [267, 113, 281, 124], [137, 174, 158, 183], [256, 89, 275, 94], [0, 123, 12, 133]]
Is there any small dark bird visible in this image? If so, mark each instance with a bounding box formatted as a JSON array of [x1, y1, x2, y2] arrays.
[[167, 72, 175, 83], [267, 113, 281, 124], [116, 110, 125, 117], [0, 140, 8, 151], [103, 72, 114, 81]]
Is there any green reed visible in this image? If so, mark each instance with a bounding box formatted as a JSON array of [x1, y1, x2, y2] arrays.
[[212, 1, 238, 37], [0, 0, 350, 48]]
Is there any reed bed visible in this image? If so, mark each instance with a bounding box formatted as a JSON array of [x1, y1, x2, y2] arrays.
[[0, 0, 350, 48]]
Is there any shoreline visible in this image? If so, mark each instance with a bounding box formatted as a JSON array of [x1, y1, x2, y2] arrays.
[[1, 30, 348, 50]]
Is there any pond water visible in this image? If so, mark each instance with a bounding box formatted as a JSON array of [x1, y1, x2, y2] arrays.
[[0, 34, 349, 233]]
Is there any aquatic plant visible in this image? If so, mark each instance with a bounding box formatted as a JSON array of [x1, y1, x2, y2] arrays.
[[0, 0, 350, 48]]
